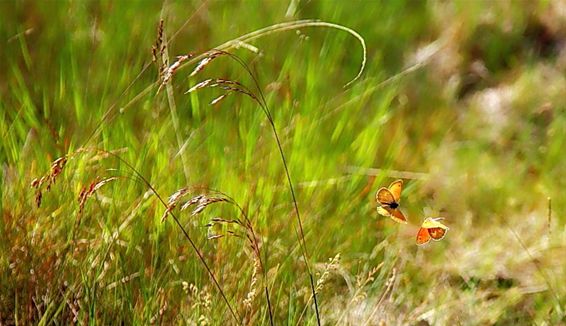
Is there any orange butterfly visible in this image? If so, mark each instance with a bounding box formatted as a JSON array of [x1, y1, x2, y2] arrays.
[[416, 217, 449, 245], [375, 179, 407, 224]]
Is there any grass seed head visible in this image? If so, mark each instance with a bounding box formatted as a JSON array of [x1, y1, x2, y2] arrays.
[[78, 177, 118, 213], [243, 256, 260, 308], [189, 50, 225, 77], [210, 93, 230, 105], [161, 188, 192, 222], [315, 253, 341, 294], [31, 156, 68, 207], [152, 19, 164, 64], [186, 79, 214, 93]]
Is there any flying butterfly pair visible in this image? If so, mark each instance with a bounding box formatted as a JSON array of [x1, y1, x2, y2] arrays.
[[375, 179, 449, 245]]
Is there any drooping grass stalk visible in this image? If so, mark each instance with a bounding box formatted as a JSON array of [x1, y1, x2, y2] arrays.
[[163, 186, 274, 325], [81, 148, 242, 324], [55, 176, 122, 290], [84, 19, 366, 147], [73, 18, 366, 324], [196, 49, 322, 324], [192, 20, 366, 88]]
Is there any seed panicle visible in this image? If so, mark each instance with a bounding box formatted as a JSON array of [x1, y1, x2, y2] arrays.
[[78, 177, 118, 213], [31, 156, 68, 207]]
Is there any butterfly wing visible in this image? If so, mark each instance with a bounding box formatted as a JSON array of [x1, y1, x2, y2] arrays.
[[376, 188, 395, 206], [390, 208, 408, 224], [376, 206, 391, 217], [420, 217, 448, 242], [380, 206, 407, 224], [421, 217, 449, 230], [416, 227, 431, 245], [428, 227, 447, 241], [376, 182, 406, 224], [388, 179, 403, 203]]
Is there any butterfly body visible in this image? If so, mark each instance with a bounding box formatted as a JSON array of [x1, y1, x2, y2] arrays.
[[387, 202, 399, 209], [416, 217, 449, 245], [375, 179, 407, 224]]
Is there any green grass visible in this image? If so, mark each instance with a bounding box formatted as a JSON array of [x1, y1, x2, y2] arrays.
[[2, 1, 566, 325]]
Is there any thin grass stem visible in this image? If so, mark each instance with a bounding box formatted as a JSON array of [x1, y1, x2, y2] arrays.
[[86, 148, 242, 324], [210, 50, 321, 325]]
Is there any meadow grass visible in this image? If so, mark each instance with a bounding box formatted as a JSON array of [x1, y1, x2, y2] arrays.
[[1, 1, 566, 325]]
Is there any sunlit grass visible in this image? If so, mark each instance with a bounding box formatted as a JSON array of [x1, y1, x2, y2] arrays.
[[1, 1, 566, 325]]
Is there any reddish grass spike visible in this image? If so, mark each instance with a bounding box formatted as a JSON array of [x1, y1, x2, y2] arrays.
[[189, 57, 212, 77], [192, 205, 207, 215], [185, 79, 213, 94], [49, 157, 67, 186], [152, 19, 164, 63], [78, 185, 90, 213], [91, 176, 118, 192], [190, 196, 226, 216], [30, 156, 68, 207], [213, 197, 228, 203], [210, 93, 230, 105], [52, 156, 67, 167], [35, 190, 42, 208], [152, 45, 158, 63], [189, 51, 225, 77], [161, 188, 191, 222], [30, 178, 40, 188], [168, 187, 190, 205], [77, 177, 118, 213], [214, 78, 239, 85], [180, 194, 205, 211], [160, 207, 173, 223], [161, 54, 192, 86]]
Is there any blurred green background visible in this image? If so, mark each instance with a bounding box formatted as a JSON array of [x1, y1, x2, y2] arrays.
[[1, 1, 565, 325]]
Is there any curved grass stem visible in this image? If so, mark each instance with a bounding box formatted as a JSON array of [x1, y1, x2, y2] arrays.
[[84, 148, 242, 324], [213, 50, 321, 325]]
